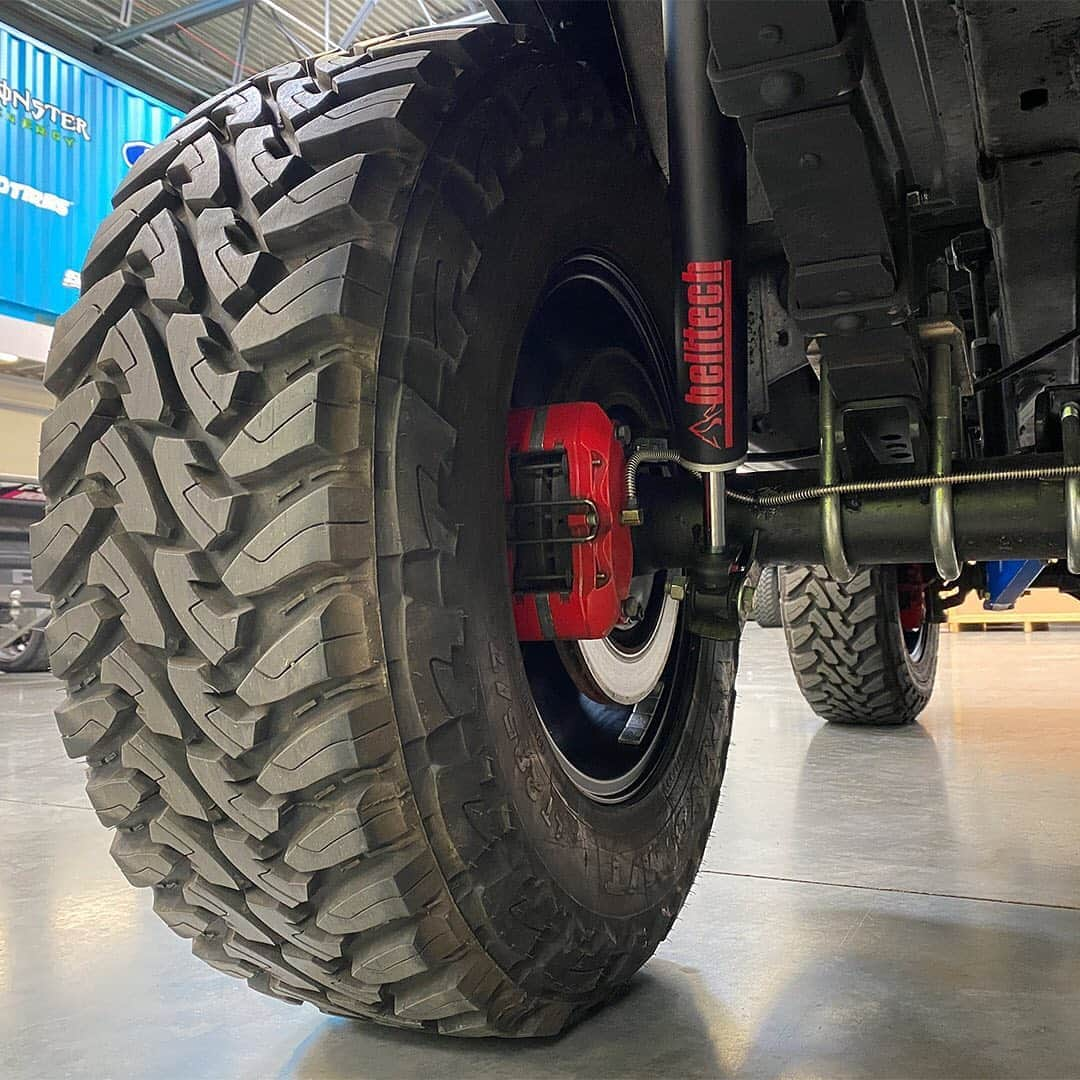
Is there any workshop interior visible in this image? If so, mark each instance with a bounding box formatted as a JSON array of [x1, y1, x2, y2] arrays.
[[3, 2, 1080, 1077]]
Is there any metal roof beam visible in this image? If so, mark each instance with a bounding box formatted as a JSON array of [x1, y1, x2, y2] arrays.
[[105, 0, 248, 46], [338, 0, 378, 49]]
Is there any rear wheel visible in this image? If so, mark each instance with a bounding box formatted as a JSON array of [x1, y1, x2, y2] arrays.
[[0, 628, 49, 673], [779, 564, 938, 725], [33, 27, 736, 1036], [752, 565, 782, 627]]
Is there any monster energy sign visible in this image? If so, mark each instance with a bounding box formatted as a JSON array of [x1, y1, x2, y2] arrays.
[[0, 78, 91, 147], [0, 20, 183, 321]]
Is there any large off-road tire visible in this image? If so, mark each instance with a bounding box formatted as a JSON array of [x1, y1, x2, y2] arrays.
[[779, 565, 938, 725], [751, 566, 782, 627], [32, 26, 736, 1037], [0, 628, 49, 672]]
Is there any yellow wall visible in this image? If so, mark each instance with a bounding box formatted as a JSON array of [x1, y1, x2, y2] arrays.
[[0, 374, 52, 479]]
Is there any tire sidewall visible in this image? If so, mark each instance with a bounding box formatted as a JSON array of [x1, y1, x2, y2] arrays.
[[378, 63, 733, 979]]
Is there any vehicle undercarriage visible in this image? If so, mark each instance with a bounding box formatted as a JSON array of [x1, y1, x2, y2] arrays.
[[28, 0, 1080, 1037]]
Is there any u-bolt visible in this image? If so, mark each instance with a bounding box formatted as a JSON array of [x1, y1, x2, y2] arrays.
[[1062, 401, 1080, 574], [819, 356, 855, 583], [925, 324, 962, 583]]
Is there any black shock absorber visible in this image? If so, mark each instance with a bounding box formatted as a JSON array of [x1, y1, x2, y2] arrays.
[[663, 0, 748, 551]]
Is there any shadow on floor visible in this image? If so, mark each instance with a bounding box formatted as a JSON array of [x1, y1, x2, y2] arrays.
[[282, 895, 1080, 1079], [282, 959, 735, 1080]]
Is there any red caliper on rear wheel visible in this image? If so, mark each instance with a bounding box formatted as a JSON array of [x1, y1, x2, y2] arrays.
[[507, 403, 634, 641]]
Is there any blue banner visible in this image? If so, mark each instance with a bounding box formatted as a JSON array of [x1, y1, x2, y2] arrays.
[[0, 21, 184, 323]]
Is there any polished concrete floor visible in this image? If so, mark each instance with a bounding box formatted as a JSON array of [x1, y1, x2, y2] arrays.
[[3, 627, 1080, 1078]]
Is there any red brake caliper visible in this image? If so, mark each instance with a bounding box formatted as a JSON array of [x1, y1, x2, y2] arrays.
[[506, 403, 634, 641], [897, 564, 928, 632]]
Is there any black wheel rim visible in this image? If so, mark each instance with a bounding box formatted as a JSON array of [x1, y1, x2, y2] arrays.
[[511, 251, 691, 804], [897, 566, 929, 661]]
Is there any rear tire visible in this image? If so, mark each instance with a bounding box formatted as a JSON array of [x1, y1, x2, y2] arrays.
[[0, 628, 49, 673], [33, 27, 736, 1036], [752, 566, 782, 627], [779, 565, 938, 725]]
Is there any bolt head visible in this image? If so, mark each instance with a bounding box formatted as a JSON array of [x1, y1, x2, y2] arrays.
[[833, 313, 864, 334], [760, 70, 803, 107], [666, 577, 688, 602]]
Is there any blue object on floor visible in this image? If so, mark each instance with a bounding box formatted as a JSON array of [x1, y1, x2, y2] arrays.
[[984, 559, 1046, 611]]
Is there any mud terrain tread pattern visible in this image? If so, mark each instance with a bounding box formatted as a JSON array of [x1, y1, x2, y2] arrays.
[[779, 565, 938, 725], [752, 565, 782, 627], [33, 26, 680, 1037]]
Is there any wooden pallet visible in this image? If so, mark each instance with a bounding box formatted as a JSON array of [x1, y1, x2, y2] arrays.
[[946, 587, 1080, 632]]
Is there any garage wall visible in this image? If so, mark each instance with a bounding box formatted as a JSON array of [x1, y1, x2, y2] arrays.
[[0, 372, 50, 478]]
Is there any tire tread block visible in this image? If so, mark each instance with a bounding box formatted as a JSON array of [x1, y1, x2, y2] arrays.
[[110, 826, 186, 887], [44, 594, 119, 679], [55, 685, 133, 759], [154, 437, 246, 551], [257, 693, 395, 794], [39, 381, 121, 496], [187, 740, 284, 839], [233, 124, 314, 213], [168, 655, 265, 757], [155, 549, 252, 664], [86, 426, 170, 538], [222, 482, 369, 596], [316, 845, 438, 935], [111, 115, 219, 208], [82, 181, 173, 289], [237, 592, 376, 707], [231, 245, 384, 364], [97, 309, 176, 426], [259, 152, 404, 260], [125, 208, 202, 314], [165, 131, 236, 212], [122, 729, 215, 821], [86, 761, 157, 826], [44, 270, 140, 397], [293, 82, 434, 164], [101, 641, 185, 739], [166, 314, 258, 435], [247, 892, 344, 963], [213, 820, 313, 907], [195, 207, 286, 316], [88, 535, 170, 649], [219, 362, 364, 481], [183, 875, 276, 946], [351, 914, 458, 985], [30, 490, 114, 595], [392, 957, 499, 1023], [150, 807, 243, 889]]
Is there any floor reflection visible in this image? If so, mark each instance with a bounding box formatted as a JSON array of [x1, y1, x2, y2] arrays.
[[4, 627, 1080, 1078]]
